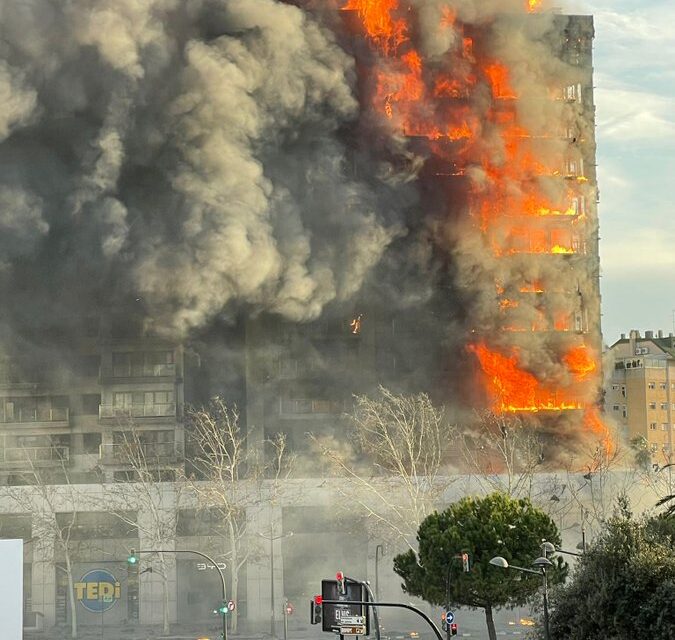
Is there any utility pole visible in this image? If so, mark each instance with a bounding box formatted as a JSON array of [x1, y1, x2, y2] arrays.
[[258, 529, 293, 637]]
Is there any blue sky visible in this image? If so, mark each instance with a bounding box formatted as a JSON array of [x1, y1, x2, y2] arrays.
[[578, 0, 675, 343]]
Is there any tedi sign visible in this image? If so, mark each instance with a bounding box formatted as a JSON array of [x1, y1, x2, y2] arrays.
[[74, 569, 121, 613]]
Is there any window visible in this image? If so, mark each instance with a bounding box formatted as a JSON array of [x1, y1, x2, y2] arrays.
[[660, 383, 667, 390], [649, 402, 657, 410], [564, 157, 583, 177], [81, 394, 101, 415], [661, 403, 668, 410], [662, 424, 669, 431], [563, 83, 582, 101], [279, 396, 347, 416], [649, 423, 657, 430], [612, 405, 619, 411], [621, 386, 626, 397], [78, 355, 101, 377], [611, 384, 619, 391], [82, 433, 102, 454], [113, 391, 174, 407], [622, 407, 627, 418], [651, 443, 658, 452], [571, 196, 586, 216], [112, 351, 175, 377], [648, 382, 656, 390]]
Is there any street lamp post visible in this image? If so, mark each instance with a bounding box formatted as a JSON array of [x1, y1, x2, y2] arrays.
[[258, 529, 293, 638], [374, 544, 384, 601], [128, 548, 227, 640], [489, 556, 553, 640], [655, 460, 674, 496], [541, 541, 583, 558]]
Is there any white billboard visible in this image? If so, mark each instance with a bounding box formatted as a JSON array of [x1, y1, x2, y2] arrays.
[[0, 539, 23, 639]]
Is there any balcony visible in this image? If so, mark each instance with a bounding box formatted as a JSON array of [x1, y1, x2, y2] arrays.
[[99, 404, 176, 420], [100, 363, 177, 380], [98, 441, 183, 465], [0, 407, 70, 427], [0, 446, 69, 467]]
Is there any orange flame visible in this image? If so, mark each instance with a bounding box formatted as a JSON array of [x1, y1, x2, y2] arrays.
[[520, 282, 545, 293], [527, 0, 543, 12], [342, 0, 408, 54], [469, 343, 583, 413], [564, 346, 596, 379], [484, 63, 517, 99], [583, 406, 615, 457]]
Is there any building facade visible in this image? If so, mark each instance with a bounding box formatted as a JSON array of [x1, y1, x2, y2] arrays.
[[606, 329, 675, 465]]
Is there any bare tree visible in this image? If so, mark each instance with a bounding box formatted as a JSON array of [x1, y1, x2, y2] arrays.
[[3, 456, 84, 639], [460, 411, 544, 498], [104, 427, 184, 635], [184, 397, 293, 633], [310, 386, 458, 551]]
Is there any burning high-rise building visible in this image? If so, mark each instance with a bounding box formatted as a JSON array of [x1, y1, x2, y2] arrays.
[[327, 0, 609, 457]]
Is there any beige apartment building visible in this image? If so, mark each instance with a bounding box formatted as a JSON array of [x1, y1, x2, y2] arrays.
[[606, 329, 675, 465]]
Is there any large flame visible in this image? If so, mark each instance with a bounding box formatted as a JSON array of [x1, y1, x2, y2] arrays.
[[470, 343, 586, 413], [343, 1, 608, 453], [342, 0, 408, 54]]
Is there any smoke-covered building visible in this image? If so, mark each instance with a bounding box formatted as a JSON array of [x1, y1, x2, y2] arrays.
[[0, 317, 185, 486], [0, 0, 604, 636]]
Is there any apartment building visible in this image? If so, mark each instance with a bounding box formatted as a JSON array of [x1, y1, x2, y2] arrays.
[[0, 315, 185, 486], [606, 329, 675, 464]]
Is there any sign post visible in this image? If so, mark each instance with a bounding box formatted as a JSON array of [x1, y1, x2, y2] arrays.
[[321, 578, 370, 636], [127, 548, 227, 640], [283, 599, 293, 640]]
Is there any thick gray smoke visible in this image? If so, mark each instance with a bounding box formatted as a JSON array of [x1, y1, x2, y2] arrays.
[[0, 0, 403, 340]]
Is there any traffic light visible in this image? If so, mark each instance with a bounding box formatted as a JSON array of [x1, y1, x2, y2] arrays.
[[310, 595, 322, 625], [461, 553, 470, 572], [127, 549, 138, 565], [217, 601, 228, 615], [336, 570, 346, 595], [449, 623, 458, 637]]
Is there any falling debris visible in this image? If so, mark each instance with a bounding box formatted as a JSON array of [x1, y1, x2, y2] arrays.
[[350, 314, 364, 335]]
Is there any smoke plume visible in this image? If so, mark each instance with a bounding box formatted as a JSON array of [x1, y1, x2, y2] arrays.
[[0, 0, 403, 340]]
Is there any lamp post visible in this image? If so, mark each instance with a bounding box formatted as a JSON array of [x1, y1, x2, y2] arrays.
[[655, 460, 674, 496], [374, 544, 384, 601], [127, 548, 227, 640], [541, 540, 583, 558], [258, 529, 293, 638], [489, 556, 553, 640]]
